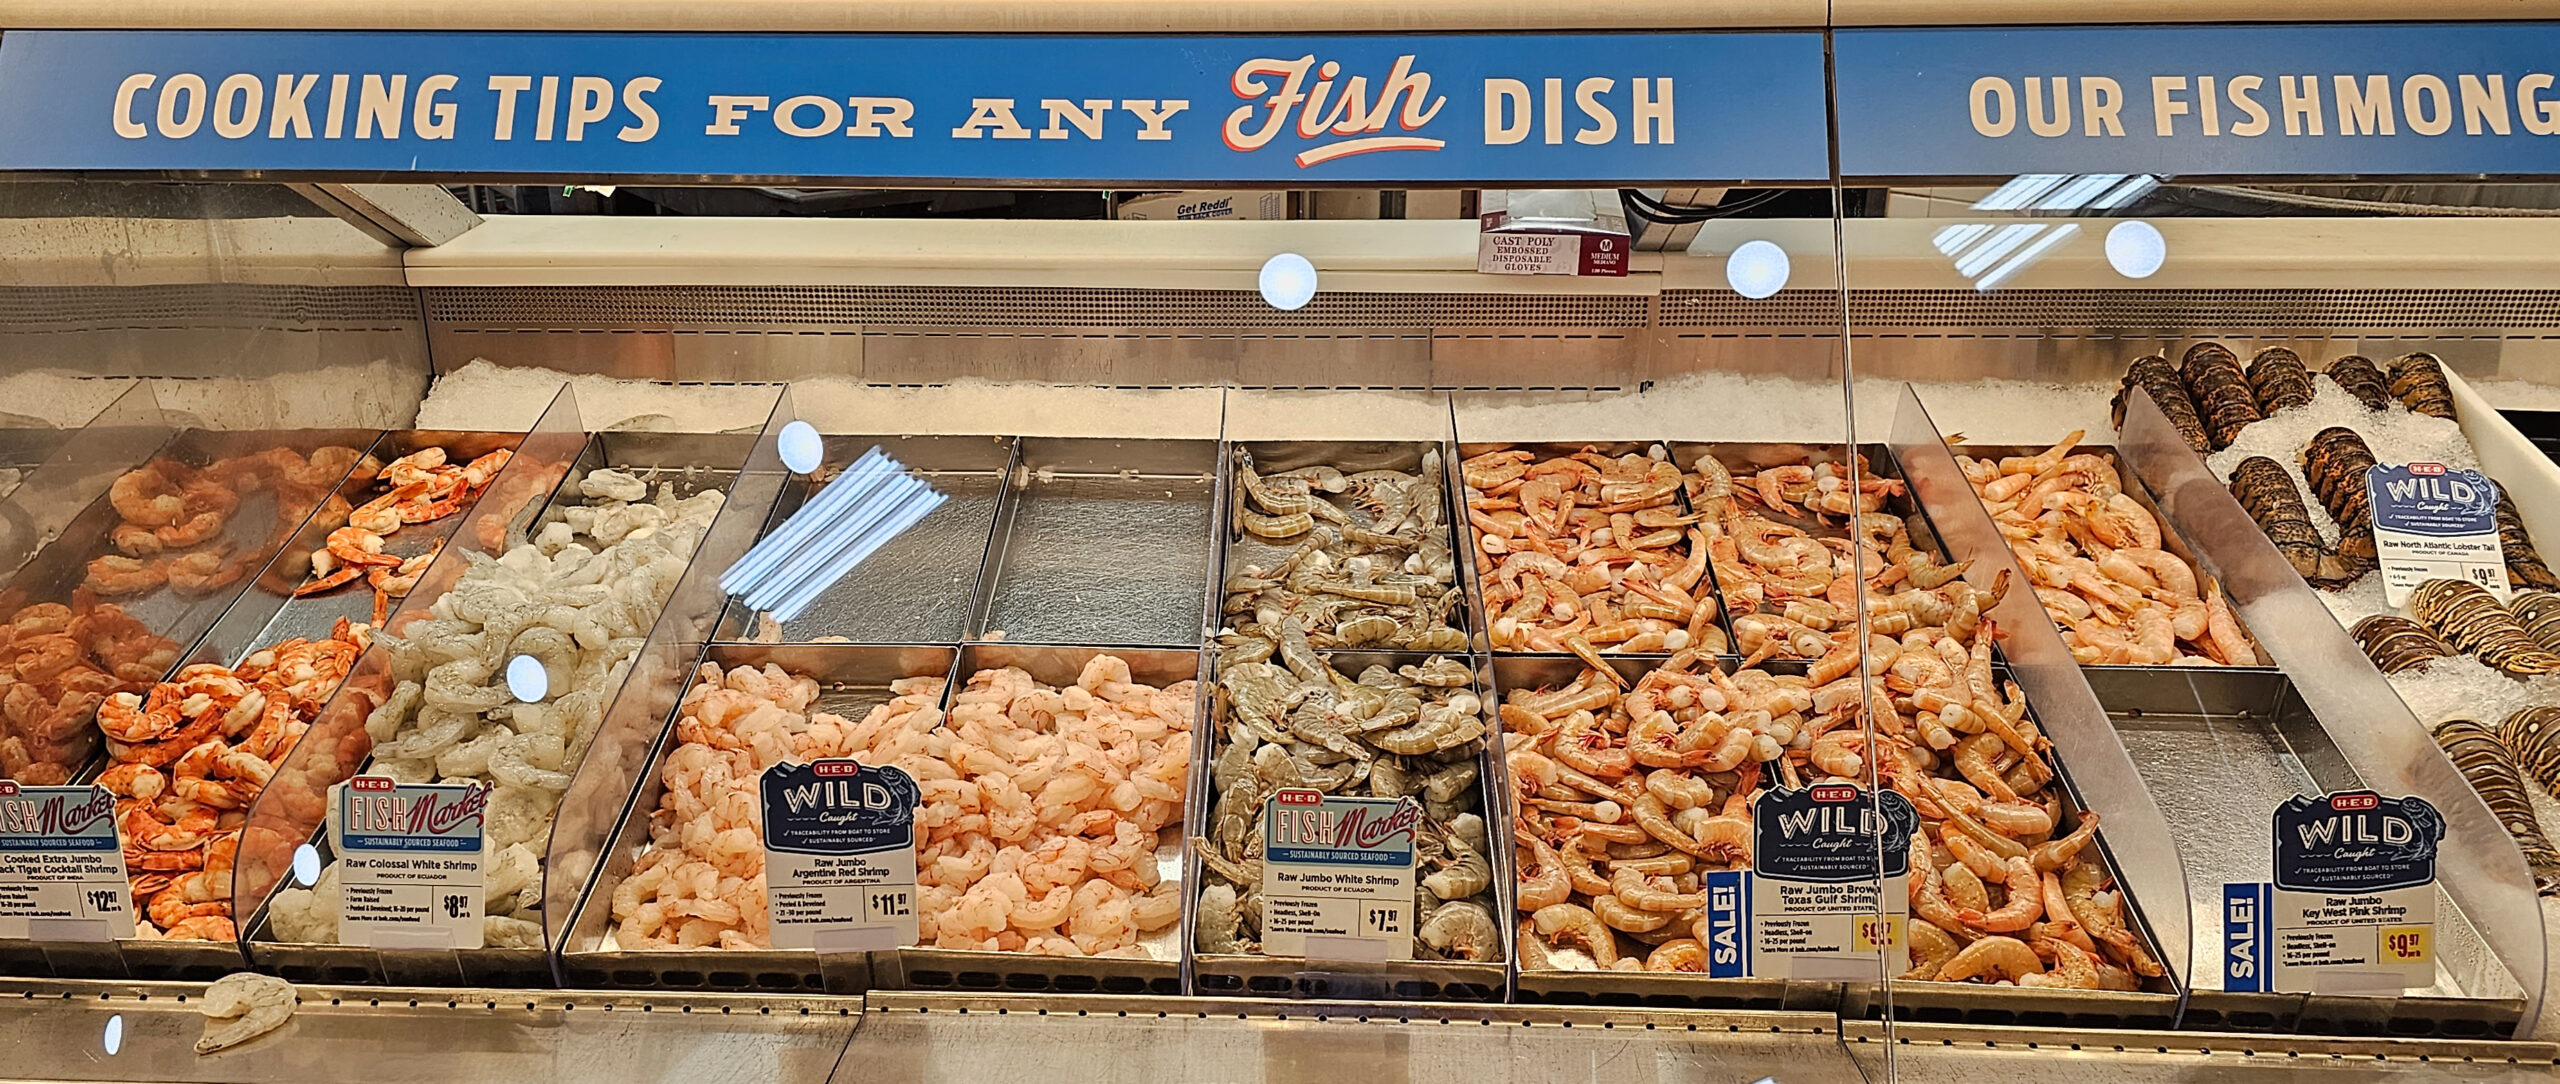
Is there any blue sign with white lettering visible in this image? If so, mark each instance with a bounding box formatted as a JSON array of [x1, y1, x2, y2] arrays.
[[2272, 792, 2443, 894], [2368, 464, 2500, 536], [0, 30, 1827, 183], [1704, 869, 1749, 978], [760, 761, 918, 858], [2222, 881, 2271, 993], [1837, 24, 2560, 178]]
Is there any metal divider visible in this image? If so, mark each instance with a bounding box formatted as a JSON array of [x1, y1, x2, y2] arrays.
[[2117, 388, 2545, 1039], [540, 387, 797, 976], [231, 385, 590, 984], [0, 379, 158, 581], [1887, 383, 2192, 1031]]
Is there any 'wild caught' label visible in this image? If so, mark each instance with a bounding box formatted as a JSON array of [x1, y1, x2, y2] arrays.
[[2225, 791, 2442, 994], [1747, 784, 1916, 979], [332, 776, 487, 949], [1260, 789, 1420, 962], [760, 760, 920, 952], [0, 782, 132, 940], [2367, 463, 2505, 606]]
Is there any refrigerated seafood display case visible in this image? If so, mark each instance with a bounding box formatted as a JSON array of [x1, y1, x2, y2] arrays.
[[0, 3, 2558, 1083]]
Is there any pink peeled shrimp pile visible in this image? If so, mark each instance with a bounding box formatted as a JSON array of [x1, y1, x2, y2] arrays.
[[613, 662, 941, 949], [612, 655, 1192, 957], [914, 657, 1191, 957]]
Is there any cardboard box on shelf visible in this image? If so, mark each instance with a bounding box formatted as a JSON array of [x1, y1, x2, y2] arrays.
[[1117, 191, 1293, 221]]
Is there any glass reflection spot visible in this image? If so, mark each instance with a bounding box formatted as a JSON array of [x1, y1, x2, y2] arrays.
[[1725, 239, 1791, 299], [2107, 220, 2167, 279], [507, 654, 549, 702], [1258, 253, 1317, 311], [292, 843, 321, 887], [777, 421, 823, 475], [102, 1014, 121, 1056]]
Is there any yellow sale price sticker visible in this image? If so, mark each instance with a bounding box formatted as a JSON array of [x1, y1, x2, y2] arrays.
[[1852, 913, 1902, 954], [2380, 925, 2432, 965]]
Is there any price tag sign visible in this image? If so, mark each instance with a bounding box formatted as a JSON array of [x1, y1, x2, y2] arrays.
[[2225, 792, 2442, 993], [1748, 784, 1916, 979], [2367, 463, 2506, 606], [332, 776, 487, 949], [1259, 789, 1421, 961], [0, 782, 132, 940], [760, 759, 920, 951]]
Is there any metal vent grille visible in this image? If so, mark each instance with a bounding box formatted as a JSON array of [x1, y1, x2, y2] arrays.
[[1666, 288, 2560, 330], [0, 284, 421, 331], [423, 286, 1653, 329]]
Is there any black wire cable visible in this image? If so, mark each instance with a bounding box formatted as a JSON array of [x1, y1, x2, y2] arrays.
[[1618, 188, 1787, 224]]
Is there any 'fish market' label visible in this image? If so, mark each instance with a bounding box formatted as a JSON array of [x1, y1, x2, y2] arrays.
[[760, 760, 919, 952], [332, 776, 487, 950], [1748, 784, 1916, 979], [2225, 792, 2442, 994], [1260, 789, 1419, 961], [0, 783, 132, 940], [2367, 463, 2505, 606]]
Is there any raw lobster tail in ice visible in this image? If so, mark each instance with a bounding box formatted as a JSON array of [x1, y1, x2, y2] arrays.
[[2388, 352, 2459, 419], [2502, 705, 2560, 801], [2244, 347, 2316, 415], [2177, 342, 2262, 450], [2322, 354, 2394, 411], [2495, 494, 2560, 591], [2110, 354, 2208, 452], [2431, 717, 2560, 895], [2350, 615, 2456, 674], [2409, 579, 2560, 677], [2300, 426, 2381, 564], [2228, 456, 2365, 588]]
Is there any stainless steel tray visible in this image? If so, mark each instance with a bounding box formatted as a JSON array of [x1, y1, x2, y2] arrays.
[[1454, 440, 1737, 658], [1225, 439, 1477, 649], [719, 434, 1011, 645], [1190, 647, 1510, 1004], [1493, 647, 2181, 1025], [973, 438, 1215, 649], [1949, 441, 2274, 674], [562, 642, 1194, 995], [2086, 666, 2525, 1038]]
